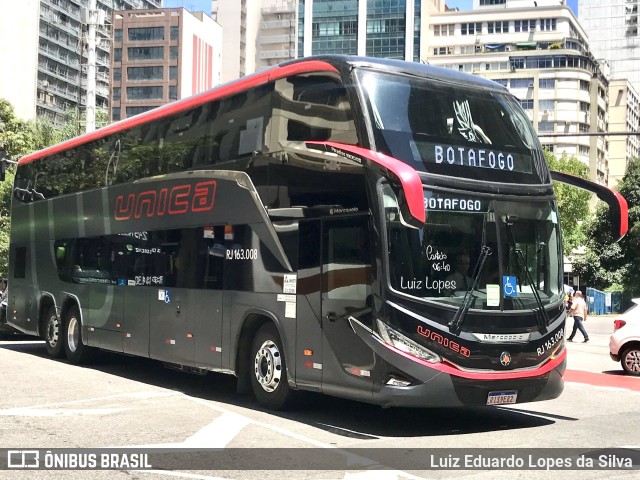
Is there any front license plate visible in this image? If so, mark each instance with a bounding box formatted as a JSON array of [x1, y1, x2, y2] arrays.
[[486, 390, 518, 405]]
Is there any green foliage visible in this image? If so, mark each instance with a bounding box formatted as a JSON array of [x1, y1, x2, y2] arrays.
[[573, 157, 640, 295], [544, 150, 591, 254], [0, 101, 109, 274]]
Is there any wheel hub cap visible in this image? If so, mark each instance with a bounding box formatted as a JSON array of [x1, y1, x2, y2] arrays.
[[254, 340, 282, 393]]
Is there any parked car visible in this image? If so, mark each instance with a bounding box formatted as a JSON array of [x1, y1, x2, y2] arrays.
[[609, 298, 640, 376]]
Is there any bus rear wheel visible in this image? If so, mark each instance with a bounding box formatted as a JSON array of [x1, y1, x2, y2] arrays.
[[250, 323, 294, 410], [44, 306, 64, 358], [64, 306, 92, 364]]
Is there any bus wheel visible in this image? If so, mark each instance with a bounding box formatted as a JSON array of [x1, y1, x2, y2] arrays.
[[64, 306, 92, 364], [250, 323, 294, 410], [44, 306, 65, 358]]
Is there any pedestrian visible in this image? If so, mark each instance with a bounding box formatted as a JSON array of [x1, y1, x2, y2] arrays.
[[567, 290, 589, 343]]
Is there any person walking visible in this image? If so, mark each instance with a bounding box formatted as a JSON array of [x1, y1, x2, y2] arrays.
[[567, 290, 589, 343]]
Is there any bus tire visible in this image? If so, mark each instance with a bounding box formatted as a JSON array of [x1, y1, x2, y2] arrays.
[[250, 323, 294, 410], [44, 306, 65, 358], [64, 306, 93, 364]]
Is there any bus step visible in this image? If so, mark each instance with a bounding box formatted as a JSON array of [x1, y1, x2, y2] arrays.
[[163, 362, 207, 375]]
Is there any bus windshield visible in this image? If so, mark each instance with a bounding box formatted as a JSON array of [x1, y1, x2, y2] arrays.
[[384, 185, 563, 311], [357, 69, 547, 184]]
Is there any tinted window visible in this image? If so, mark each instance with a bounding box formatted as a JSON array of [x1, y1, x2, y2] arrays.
[[54, 227, 225, 290], [357, 69, 548, 185], [273, 75, 358, 145]]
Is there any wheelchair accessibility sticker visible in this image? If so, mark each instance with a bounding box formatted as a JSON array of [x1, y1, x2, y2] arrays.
[[503, 276, 517, 297], [158, 289, 171, 304]]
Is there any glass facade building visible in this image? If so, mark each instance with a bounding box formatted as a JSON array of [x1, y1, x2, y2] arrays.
[[298, 0, 423, 62]]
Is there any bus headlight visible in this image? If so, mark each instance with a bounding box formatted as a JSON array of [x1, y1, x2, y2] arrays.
[[376, 319, 441, 363]]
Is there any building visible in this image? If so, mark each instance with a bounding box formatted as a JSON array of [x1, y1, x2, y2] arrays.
[[298, 0, 428, 62], [109, 8, 222, 121], [579, 0, 640, 95], [258, 1, 297, 70], [579, 0, 640, 186], [0, 0, 161, 125], [212, 0, 442, 83], [608, 80, 640, 188], [426, 0, 610, 185], [211, 0, 260, 83]]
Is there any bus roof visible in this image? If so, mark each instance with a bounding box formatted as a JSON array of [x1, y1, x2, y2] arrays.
[[19, 55, 507, 166]]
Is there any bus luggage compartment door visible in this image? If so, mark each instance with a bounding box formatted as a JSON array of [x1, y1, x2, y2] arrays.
[[149, 288, 195, 366]]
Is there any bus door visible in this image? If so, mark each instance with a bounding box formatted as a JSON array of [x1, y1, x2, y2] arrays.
[[148, 227, 224, 369], [69, 238, 124, 353], [320, 216, 375, 397]]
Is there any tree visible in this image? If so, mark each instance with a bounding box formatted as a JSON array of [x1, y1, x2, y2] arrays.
[[0, 103, 110, 274], [573, 157, 640, 295], [545, 150, 592, 254], [0, 100, 37, 274]]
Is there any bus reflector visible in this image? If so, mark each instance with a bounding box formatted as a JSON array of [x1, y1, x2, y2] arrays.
[[224, 224, 234, 240], [304, 349, 313, 356], [165, 339, 176, 345]]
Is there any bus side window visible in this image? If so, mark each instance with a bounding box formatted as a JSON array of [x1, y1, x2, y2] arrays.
[[324, 219, 372, 301]]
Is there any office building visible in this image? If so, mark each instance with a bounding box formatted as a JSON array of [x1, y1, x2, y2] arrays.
[[109, 8, 222, 121], [608, 80, 640, 188], [579, 0, 640, 94], [212, 0, 442, 83], [0, 0, 161, 125], [427, 0, 610, 184]]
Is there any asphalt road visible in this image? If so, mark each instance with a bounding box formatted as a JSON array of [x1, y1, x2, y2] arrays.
[[0, 315, 639, 480]]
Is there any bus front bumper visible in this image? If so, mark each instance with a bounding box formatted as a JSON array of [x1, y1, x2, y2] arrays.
[[349, 317, 566, 408]]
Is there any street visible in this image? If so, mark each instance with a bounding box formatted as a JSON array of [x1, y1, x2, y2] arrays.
[[0, 315, 639, 479]]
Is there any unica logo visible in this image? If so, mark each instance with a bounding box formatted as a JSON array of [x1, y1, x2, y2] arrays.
[[114, 180, 217, 221]]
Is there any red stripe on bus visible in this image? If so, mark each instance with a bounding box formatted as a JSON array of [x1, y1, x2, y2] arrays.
[[383, 340, 566, 381], [18, 60, 339, 166], [614, 189, 629, 238], [306, 142, 425, 225]]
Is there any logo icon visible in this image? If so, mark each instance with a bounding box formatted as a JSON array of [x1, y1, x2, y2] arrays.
[[7, 450, 40, 469], [499, 351, 512, 366]]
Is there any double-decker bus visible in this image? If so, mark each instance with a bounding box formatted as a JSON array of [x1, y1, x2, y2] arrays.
[[6, 56, 627, 409]]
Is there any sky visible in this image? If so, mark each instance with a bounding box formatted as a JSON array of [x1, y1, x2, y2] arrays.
[[162, 0, 211, 14], [446, 0, 578, 15]]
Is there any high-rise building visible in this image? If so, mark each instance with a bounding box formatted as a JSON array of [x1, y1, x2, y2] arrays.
[[212, 0, 260, 83], [427, 0, 610, 184], [212, 0, 440, 83], [298, 0, 428, 62], [109, 8, 222, 121], [579, 0, 640, 186], [579, 1, 640, 94], [0, 0, 161, 125]]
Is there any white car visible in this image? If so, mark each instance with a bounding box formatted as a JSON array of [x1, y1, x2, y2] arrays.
[[610, 298, 640, 376]]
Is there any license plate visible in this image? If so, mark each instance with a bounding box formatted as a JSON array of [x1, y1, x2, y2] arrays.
[[486, 390, 518, 405]]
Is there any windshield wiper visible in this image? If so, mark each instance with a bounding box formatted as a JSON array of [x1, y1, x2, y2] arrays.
[[504, 219, 549, 331], [448, 245, 492, 334]]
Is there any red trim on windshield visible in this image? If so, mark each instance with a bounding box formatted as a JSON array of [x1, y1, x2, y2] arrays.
[[18, 60, 339, 166]]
